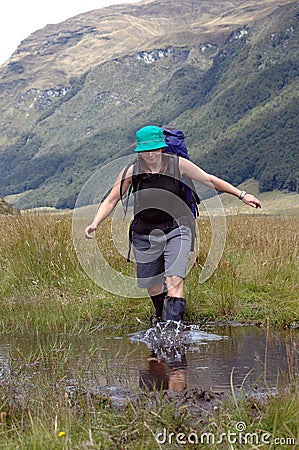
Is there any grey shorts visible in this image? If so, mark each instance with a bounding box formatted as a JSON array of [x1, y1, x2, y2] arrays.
[[131, 225, 192, 288]]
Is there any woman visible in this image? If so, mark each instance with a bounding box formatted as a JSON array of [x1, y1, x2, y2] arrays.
[[85, 125, 261, 324]]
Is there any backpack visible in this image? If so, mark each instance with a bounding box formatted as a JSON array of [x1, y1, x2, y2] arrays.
[[162, 128, 200, 217], [162, 128, 189, 158]]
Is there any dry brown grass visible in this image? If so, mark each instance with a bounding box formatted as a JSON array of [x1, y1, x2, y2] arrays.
[[0, 212, 298, 331]]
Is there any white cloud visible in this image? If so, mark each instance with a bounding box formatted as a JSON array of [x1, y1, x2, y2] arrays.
[[0, 0, 138, 65]]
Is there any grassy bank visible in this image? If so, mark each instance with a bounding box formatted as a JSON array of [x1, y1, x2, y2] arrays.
[[0, 212, 298, 448], [0, 377, 298, 449], [0, 213, 298, 334], [186, 214, 299, 328]]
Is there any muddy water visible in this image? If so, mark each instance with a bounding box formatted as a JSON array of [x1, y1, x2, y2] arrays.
[[0, 324, 298, 394]]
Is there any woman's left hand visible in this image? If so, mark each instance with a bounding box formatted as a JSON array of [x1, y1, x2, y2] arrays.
[[242, 194, 261, 209]]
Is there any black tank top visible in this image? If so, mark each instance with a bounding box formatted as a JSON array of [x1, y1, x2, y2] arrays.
[[131, 157, 191, 234]]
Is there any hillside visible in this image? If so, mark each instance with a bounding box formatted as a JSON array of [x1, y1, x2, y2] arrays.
[[0, 0, 297, 209], [0, 197, 19, 215], [183, 2, 299, 192], [211, 180, 299, 216]]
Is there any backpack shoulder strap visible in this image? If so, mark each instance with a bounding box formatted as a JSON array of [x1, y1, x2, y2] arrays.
[[167, 153, 181, 181], [175, 155, 201, 217], [173, 154, 181, 180], [120, 159, 137, 215], [131, 156, 141, 191]]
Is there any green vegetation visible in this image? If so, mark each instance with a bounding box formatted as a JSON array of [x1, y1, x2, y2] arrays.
[[0, 213, 298, 333], [0, 197, 19, 215], [0, 212, 298, 448], [0, 1, 298, 209], [186, 215, 299, 328], [190, 5, 299, 193], [0, 359, 298, 448]]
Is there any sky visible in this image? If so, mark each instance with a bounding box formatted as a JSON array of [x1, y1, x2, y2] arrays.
[[0, 0, 139, 66]]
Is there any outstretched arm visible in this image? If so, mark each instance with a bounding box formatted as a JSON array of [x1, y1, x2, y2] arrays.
[[84, 166, 133, 239], [179, 158, 261, 209]]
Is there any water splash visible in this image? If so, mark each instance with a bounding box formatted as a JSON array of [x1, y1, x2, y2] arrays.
[[130, 321, 226, 362]]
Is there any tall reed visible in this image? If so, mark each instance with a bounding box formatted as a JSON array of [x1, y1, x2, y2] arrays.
[[0, 213, 298, 333], [186, 215, 299, 327]]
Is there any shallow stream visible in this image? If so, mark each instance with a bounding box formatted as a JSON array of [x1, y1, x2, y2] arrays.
[[1, 324, 298, 397]]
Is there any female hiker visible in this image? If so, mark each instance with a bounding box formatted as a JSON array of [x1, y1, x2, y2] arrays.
[[85, 125, 261, 324]]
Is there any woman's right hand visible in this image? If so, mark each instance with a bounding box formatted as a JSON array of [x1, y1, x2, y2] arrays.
[[84, 165, 132, 241], [84, 224, 97, 239]]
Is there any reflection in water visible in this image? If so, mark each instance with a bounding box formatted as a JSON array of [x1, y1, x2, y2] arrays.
[[0, 325, 298, 395], [140, 349, 187, 392], [136, 321, 221, 393], [133, 323, 299, 393]]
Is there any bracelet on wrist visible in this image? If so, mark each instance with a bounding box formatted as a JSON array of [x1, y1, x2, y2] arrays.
[[239, 190, 247, 200]]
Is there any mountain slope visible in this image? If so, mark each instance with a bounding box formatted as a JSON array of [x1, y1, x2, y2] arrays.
[[0, 0, 297, 209], [0, 197, 19, 215], [180, 2, 299, 192]]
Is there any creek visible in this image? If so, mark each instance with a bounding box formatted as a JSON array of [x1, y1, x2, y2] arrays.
[[0, 324, 298, 398]]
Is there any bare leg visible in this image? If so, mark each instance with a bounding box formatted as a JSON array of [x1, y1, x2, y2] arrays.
[[165, 275, 184, 298]]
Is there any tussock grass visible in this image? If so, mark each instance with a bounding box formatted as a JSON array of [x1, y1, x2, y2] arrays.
[[0, 212, 298, 448], [0, 213, 298, 334], [186, 215, 299, 327], [0, 345, 298, 449], [0, 213, 148, 334]]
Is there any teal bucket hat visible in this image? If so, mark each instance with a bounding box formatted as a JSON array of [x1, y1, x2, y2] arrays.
[[135, 125, 168, 152]]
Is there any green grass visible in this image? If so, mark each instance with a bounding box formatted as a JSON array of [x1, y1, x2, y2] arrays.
[[0, 212, 298, 448], [0, 213, 298, 334], [185, 215, 299, 328], [0, 344, 298, 449]]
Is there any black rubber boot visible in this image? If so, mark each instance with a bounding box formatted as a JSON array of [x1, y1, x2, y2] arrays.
[[162, 296, 186, 322], [150, 292, 167, 326]]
